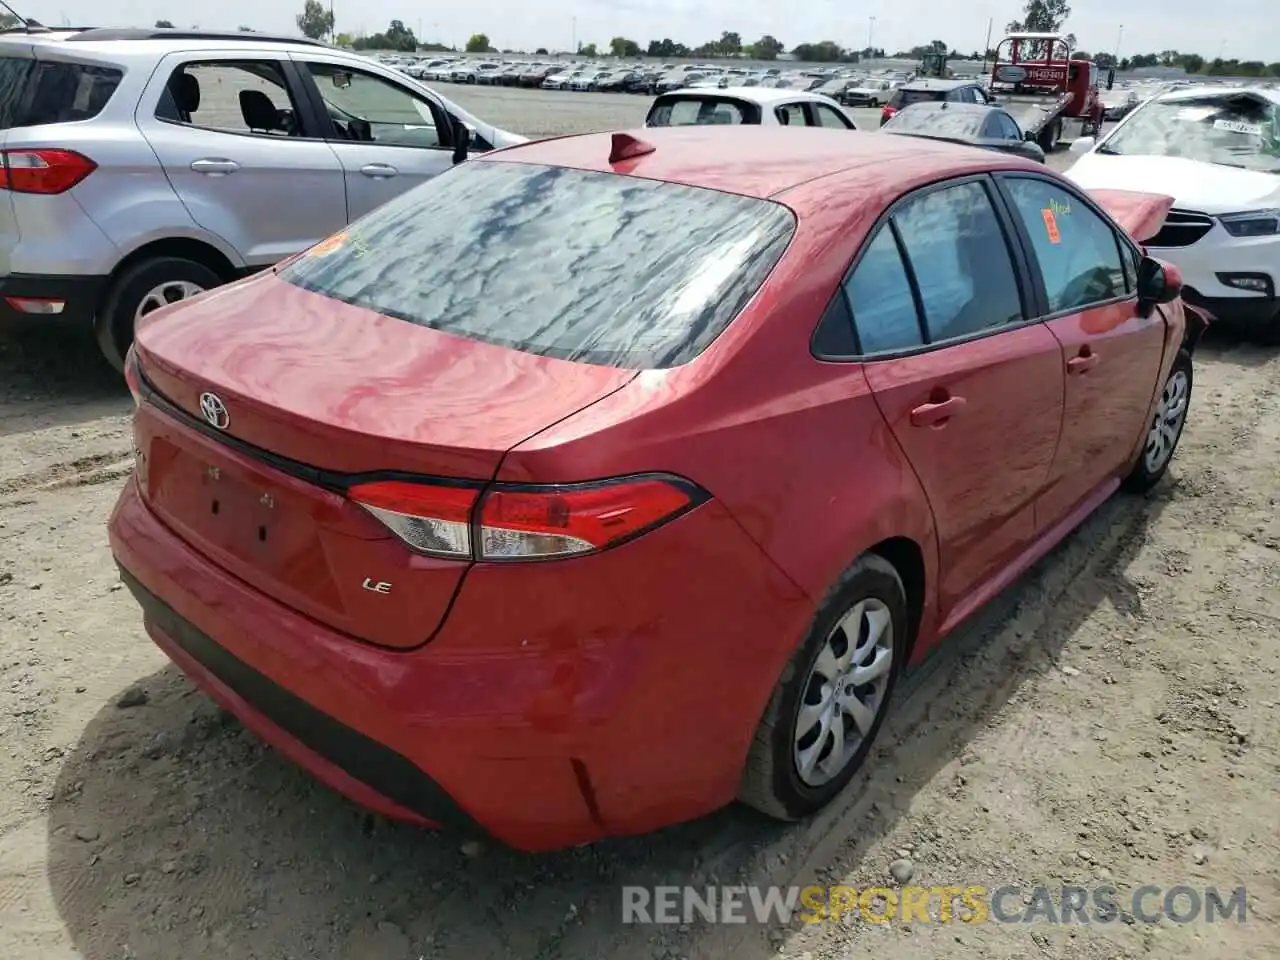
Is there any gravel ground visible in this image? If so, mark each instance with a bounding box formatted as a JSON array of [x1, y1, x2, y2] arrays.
[[0, 88, 1274, 960]]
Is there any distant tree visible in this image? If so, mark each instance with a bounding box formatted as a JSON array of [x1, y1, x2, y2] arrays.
[[791, 40, 845, 63], [579, 41, 598, 57], [718, 31, 741, 55], [295, 0, 334, 41], [154, 19, 174, 28], [609, 36, 641, 57], [334, 31, 354, 46], [1006, 0, 1071, 33], [465, 32, 491, 53], [1181, 53, 1205, 73], [646, 37, 691, 58], [746, 34, 784, 60]]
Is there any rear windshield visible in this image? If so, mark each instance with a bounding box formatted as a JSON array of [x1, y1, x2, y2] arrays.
[[647, 96, 760, 126], [278, 161, 796, 369], [0, 55, 123, 128], [890, 88, 945, 109]]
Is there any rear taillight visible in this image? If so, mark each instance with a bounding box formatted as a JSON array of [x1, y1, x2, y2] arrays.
[[347, 474, 706, 561], [881, 106, 896, 122], [0, 149, 97, 194]]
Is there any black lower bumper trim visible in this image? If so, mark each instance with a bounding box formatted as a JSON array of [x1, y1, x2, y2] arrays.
[[0, 273, 106, 324], [118, 566, 482, 835], [1180, 285, 1279, 326]]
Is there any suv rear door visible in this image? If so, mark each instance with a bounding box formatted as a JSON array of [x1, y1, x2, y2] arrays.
[[291, 55, 459, 222], [136, 52, 346, 267]]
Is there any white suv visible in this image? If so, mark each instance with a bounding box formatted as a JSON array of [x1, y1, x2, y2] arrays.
[[1065, 86, 1280, 342], [0, 27, 523, 369]]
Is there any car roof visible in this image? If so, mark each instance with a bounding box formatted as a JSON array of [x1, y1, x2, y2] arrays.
[[480, 126, 1032, 200], [0, 26, 334, 55]]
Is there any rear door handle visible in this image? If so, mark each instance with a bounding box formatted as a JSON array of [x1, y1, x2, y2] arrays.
[[360, 163, 399, 178], [190, 158, 240, 175], [1067, 350, 1100, 374], [910, 395, 967, 427]]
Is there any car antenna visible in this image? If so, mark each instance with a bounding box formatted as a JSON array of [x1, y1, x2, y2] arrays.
[[0, 0, 47, 31], [609, 132, 656, 164]]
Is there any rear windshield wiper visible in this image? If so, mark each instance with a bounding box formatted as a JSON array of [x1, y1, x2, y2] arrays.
[[1095, 143, 1123, 155]]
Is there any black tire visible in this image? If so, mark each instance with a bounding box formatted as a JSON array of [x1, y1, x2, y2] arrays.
[[739, 553, 908, 821], [1123, 349, 1192, 493], [1252, 312, 1280, 345], [95, 256, 222, 373]]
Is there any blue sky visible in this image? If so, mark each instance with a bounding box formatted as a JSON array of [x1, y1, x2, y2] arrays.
[[32, 0, 1277, 63]]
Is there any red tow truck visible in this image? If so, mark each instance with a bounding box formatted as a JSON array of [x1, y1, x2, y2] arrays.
[[988, 32, 1107, 151]]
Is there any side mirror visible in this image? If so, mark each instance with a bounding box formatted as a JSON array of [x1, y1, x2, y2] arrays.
[[1137, 257, 1181, 305], [1068, 135, 1096, 156], [451, 117, 469, 165]]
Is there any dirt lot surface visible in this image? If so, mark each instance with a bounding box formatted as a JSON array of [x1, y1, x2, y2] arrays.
[[1, 87, 1274, 959]]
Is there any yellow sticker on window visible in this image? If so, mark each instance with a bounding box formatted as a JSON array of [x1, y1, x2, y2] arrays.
[[1041, 208, 1061, 244]]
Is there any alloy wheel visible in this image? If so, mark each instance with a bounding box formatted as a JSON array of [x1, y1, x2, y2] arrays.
[[1143, 369, 1190, 474]]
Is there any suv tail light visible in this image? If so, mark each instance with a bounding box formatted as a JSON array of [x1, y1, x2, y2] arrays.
[[0, 149, 97, 194], [347, 474, 707, 561], [880, 105, 897, 122]]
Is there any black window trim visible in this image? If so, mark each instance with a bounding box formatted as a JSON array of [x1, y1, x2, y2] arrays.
[[990, 171, 1141, 322], [811, 171, 1042, 363], [152, 56, 330, 143], [289, 57, 457, 150]]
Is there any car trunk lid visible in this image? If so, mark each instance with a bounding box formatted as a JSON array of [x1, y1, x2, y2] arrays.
[[133, 272, 635, 647], [1087, 188, 1175, 243]]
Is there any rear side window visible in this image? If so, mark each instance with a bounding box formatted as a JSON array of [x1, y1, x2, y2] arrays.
[[279, 161, 796, 369], [0, 56, 123, 128], [843, 228, 922, 353]]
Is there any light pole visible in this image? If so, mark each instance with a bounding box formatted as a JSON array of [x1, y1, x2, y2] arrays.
[[1113, 24, 1123, 65], [867, 16, 876, 59], [572, 17, 577, 54]]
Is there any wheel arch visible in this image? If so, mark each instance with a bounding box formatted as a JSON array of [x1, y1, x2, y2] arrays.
[[866, 536, 928, 663]]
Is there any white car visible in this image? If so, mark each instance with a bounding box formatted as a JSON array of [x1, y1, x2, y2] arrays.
[[1065, 86, 1280, 341], [645, 87, 857, 130]]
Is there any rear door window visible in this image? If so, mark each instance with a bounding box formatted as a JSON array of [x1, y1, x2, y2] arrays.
[[157, 61, 301, 138], [0, 55, 123, 128], [893, 180, 1024, 342], [775, 103, 805, 126], [278, 161, 796, 369]]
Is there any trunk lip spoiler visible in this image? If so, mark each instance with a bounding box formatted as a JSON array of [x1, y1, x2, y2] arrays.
[[1086, 187, 1176, 244]]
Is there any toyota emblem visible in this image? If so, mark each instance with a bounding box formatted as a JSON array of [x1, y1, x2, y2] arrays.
[[199, 392, 230, 430]]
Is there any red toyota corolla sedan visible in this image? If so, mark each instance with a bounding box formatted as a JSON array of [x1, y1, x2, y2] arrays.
[[109, 127, 1203, 851]]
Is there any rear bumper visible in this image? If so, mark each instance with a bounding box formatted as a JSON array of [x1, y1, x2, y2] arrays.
[[0, 272, 105, 327], [108, 475, 810, 850]]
